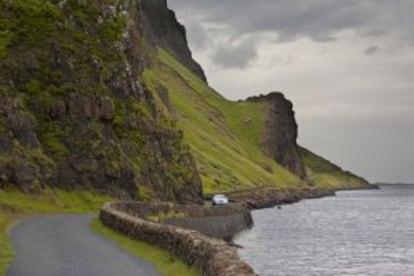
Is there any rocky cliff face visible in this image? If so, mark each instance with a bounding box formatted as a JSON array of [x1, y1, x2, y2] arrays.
[[247, 92, 307, 180], [0, 0, 369, 201], [0, 0, 203, 203], [140, 0, 207, 82]]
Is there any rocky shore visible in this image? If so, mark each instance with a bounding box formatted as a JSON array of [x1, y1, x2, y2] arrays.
[[208, 184, 377, 210]]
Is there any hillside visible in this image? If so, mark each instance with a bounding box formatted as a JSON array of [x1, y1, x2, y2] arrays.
[[143, 48, 369, 193], [300, 147, 370, 189], [0, 0, 369, 203]]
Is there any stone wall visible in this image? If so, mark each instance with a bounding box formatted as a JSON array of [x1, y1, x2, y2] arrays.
[[100, 202, 256, 276], [163, 214, 252, 240], [112, 202, 253, 239]]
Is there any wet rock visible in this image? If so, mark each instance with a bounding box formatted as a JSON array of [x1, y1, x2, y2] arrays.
[[2, 98, 39, 148], [49, 99, 66, 120], [10, 159, 40, 190], [100, 96, 116, 121]]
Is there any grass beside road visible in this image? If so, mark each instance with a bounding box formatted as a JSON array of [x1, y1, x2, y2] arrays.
[[0, 187, 111, 276], [0, 187, 199, 276], [90, 217, 200, 276]]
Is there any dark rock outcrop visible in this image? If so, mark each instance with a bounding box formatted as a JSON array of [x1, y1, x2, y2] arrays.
[[140, 0, 207, 82], [248, 92, 307, 179], [0, 0, 203, 203]]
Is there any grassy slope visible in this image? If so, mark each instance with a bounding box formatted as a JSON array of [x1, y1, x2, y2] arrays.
[[144, 49, 304, 194], [144, 49, 369, 193], [300, 147, 369, 189]]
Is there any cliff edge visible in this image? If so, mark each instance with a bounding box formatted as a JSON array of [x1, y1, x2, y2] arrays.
[[140, 0, 207, 82], [247, 92, 307, 180]]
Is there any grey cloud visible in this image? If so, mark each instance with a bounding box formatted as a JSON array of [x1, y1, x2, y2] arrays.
[[185, 22, 209, 50], [168, 0, 414, 183], [299, 113, 414, 183], [169, 0, 414, 44], [267, 56, 293, 68], [364, 46, 380, 55], [211, 37, 258, 69], [169, 0, 414, 68]]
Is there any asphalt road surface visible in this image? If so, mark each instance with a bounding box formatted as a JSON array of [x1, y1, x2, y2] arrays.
[[7, 214, 159, 276]]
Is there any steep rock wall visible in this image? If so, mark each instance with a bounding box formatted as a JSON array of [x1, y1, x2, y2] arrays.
[[0, 0, 203, 203], [140, 0, 207, 82], [247, 92, 307, 179]]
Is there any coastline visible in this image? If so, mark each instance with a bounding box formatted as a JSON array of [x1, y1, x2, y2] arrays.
[[211, 184, 378, 210], [97, 184, 377, 276]]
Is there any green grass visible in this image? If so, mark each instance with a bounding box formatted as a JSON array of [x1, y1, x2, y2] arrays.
[[0, 188, 199, 276], [143, 48, 369, 193], [307, 172, 367, 189], [300, 147, 369, 189], [0, 187, 111, 276], [143, 49, 303, 194], [91, 218, 199, 276]]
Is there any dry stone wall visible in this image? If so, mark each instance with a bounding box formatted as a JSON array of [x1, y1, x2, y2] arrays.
[[114, 201, 253, 239], [100, 202, 256, 276]]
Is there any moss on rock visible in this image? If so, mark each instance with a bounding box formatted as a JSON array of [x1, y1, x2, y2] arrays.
[[0, 0, 203, 203]]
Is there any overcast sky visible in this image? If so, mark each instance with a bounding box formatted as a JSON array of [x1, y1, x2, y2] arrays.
[[168, 0, 414, 183]]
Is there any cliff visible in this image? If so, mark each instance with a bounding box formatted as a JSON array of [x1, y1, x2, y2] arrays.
[[247, 92, 306, 179], [0, 0, 369, 202], [139, 1, 370, 192], [0, 0, 202, 203], [144, 48, 370, 193], [140, 0, 207, 82]]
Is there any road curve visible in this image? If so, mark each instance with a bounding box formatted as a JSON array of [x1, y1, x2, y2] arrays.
[[7, 214, 159, 276]]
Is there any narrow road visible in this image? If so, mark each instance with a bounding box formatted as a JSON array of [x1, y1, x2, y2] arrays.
[[7, 214, 159, 276]]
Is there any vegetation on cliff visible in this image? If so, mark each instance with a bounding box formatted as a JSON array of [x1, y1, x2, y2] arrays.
[[0, 0, 371, 274], [0, 0, 203, 203], [144, 50, 302, 193], [143, 49, 369, 193], [300, 147, 369, 189], [0, 0, 368, 203]]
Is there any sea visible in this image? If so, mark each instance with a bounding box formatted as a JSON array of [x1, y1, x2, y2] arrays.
[[235, 185, 414, 276]]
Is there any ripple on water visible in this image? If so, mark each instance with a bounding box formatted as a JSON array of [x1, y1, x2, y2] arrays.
[[235, 185, 414, 276]]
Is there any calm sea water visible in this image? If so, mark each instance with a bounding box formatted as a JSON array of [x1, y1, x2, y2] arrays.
[[235, 185, 414, 276]]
